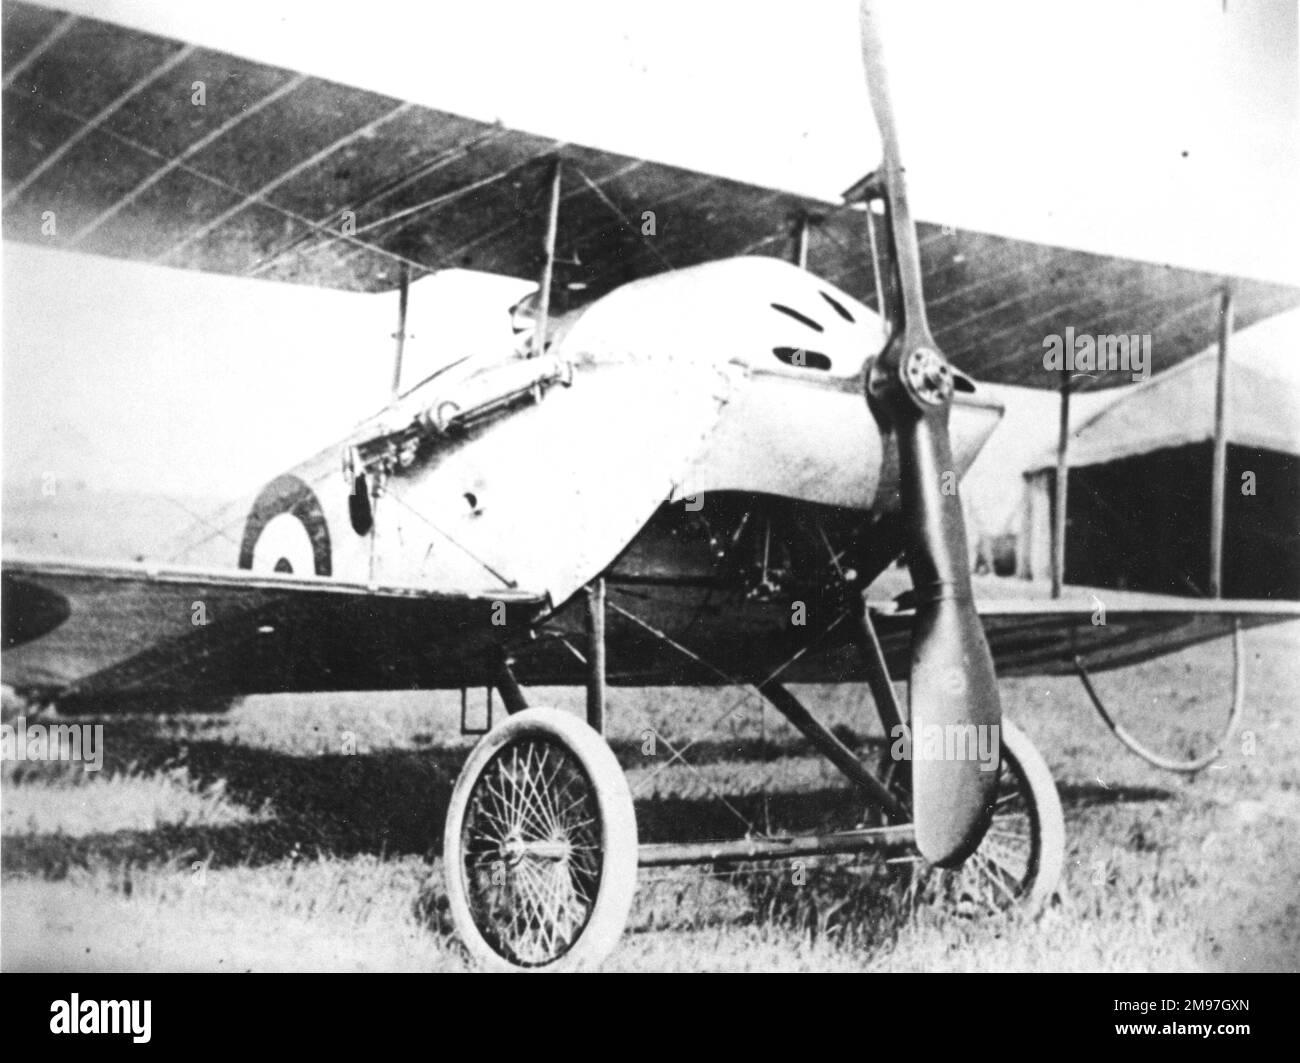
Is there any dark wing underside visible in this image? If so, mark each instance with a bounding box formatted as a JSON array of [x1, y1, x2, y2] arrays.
[[874, 573, 1299, 677], [2, 558, 1293, 700], [957, 595, 1291, 678], [1, 558, 544, 702], [4, 0, 1297, 389], [499, 577, 1299, 688]]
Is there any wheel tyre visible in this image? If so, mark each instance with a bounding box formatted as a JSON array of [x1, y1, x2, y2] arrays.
[[998, 717, 1065, 909], [903, 716, 1064, 914], [443, 707, 638, 971]]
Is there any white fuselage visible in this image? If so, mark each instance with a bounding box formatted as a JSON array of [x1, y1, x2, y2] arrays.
[[230, 258, 1005, 610]]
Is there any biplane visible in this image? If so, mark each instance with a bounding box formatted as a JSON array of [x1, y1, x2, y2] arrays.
[[3, 0, 1299, 970]]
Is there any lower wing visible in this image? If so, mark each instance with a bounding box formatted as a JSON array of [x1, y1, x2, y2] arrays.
[[5, 557, 1294, 702], [871, 576, 1299, 678], [1, 557, 544, 705]]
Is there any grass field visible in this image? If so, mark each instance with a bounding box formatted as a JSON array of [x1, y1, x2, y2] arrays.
[[3, 619, 1297, 972]]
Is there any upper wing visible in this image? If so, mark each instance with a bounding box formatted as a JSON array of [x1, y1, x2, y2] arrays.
[[1, 556, 544, 702], [5, 0, 1298, 389]]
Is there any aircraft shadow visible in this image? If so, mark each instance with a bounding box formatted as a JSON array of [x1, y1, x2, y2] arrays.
[[2, 721, 1175, 882]]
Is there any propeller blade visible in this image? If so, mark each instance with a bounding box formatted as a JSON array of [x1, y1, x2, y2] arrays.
[[896, 408, 1002, 866], [857, 0, 1001, 866], [858, 0, 904, 178]]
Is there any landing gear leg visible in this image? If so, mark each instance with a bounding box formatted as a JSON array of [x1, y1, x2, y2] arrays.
[[444, 577, 636, 970]]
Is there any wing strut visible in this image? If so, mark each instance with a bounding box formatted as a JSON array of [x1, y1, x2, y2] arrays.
[[1052, 368, 1071, 598], [532, 158, 563, 357], [391, 261, 410, 397], [1209, 282, 1234, 597], [794, 213, 811, 269]]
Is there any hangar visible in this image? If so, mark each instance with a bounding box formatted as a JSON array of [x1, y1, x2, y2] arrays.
[[1019, 311, 1300, 599]]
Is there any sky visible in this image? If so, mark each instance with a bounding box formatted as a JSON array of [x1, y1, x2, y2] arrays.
[[1, 250, 530, 497], [2, 0, 1298, 500]]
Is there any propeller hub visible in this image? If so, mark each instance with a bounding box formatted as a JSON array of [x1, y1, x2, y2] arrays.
[[902, 346, 954, 407]]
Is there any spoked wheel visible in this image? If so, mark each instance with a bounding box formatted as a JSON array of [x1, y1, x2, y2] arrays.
[[897, 717, 1064, 915], [442, 707, 638, 971]]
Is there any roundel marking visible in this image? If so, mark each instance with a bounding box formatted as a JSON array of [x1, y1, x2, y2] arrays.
[[250, 512, 316, 575], [238, 474, 332, 577]]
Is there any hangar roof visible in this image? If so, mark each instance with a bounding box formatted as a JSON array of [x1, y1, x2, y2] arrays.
[[1026, 311, 1300, 471]]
